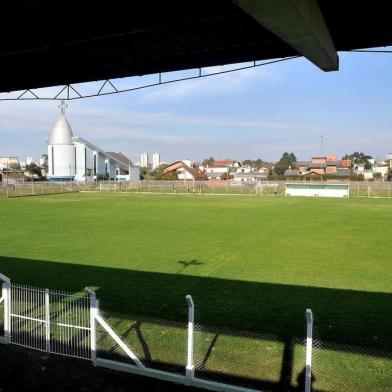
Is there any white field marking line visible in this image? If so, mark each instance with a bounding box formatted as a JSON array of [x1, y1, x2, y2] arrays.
[[0, 296, 3, 304], [116, 192, 261, 197]]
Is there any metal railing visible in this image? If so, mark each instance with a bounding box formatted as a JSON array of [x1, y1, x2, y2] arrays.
[[0, 272, 316, 392]]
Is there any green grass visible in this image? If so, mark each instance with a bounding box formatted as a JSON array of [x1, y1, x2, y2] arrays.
[[0, 193, 391, 391]]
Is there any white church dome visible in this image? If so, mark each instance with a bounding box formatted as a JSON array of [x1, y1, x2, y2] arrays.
[[48, 114, 73, 145]]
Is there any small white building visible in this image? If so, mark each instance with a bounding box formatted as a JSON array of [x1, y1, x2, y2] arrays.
[[201, 159, 241, 180], [47, 101, 138, 182], [232, 166, 269, 183], [285, 183, 350, 198], [372, 164, 389, 179]]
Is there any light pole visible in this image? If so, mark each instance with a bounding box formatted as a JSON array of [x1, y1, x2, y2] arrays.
[[6, 161, 9, 198], [320, 135, 324, 181], [126, 139, 132, 182]]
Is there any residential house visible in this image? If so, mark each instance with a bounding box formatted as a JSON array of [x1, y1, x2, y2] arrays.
[[287, 156, 351, 177], [163, 161, 207, 181], [201, 159, 240, 180], [233, 165, 269, 183]]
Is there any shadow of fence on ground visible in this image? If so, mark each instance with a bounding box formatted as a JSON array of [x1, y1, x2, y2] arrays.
[[1, 255, 391, 391]]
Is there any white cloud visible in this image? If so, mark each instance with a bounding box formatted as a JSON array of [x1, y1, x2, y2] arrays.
[[138, 64, 283, 103]]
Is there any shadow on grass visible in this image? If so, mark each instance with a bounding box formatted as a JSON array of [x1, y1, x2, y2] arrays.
[[1, 255, 391, 391]]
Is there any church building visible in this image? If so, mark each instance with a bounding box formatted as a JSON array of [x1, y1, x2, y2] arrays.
[[47, 102, 139, 182]]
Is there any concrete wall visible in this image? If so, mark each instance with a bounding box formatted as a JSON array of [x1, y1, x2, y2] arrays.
[[285, 183, 349, 198]]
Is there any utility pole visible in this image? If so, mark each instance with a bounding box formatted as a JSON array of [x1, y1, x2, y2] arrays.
[[126, 139, 132, 182], [320, 135, 324, 182], [6, 161, 9, 198]]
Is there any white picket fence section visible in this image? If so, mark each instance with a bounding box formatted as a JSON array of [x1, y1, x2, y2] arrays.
[[0, 273, 314, 392]]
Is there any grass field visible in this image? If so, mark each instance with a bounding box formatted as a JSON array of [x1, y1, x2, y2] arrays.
[[0, 192, 391, 391]]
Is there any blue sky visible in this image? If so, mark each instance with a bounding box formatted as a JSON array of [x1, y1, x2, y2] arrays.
[[0, 49, 391, 164]]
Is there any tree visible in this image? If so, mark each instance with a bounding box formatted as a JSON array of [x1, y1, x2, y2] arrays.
[[387, 168, 392, 181], [373, 172, 382, 179], [274, 152, 297, 175], [342, 152, 373, 168], [149, 164, 166, 180], [9, 162, 21, 170], [254, 158, 269, 169], [25, 163, 42, 177], [221, 172, 233, 180], [202, 157, 215, 166], [241, 159, 268, 169], [242, 159, 253, 167]]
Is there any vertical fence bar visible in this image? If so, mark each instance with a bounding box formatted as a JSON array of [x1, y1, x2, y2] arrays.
[[186, 295, 195, 379], [305, 308, 313, 392], [45, 288, 50, 352], [1, 273, 11, 344], [85, 287, 97, 364]]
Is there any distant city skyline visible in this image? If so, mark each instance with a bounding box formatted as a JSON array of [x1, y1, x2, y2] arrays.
[[1, 49, 392, 163]]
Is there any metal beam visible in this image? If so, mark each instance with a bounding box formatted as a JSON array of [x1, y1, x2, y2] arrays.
[[234, 0, 338, 71], [95, 358, 260, 392]]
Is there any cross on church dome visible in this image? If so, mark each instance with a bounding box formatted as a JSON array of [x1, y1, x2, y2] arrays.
[[58, 100, 68, 115]]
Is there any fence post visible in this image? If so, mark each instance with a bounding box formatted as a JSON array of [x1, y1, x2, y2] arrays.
[[45, 288, 50, 352], [305, 309, 313, 392], [186, 295, 195, 379], [0, 273, 11, 344], [85, 287, 98, 364]]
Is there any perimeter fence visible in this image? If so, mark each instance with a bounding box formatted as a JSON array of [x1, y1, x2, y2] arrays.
[[1, 273, 391, 391], [2, 179, 392, 199], [97, 179, 392, 199]]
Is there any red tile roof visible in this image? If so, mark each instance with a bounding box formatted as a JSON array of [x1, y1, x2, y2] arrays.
[[213, 159, 235, 166], [163, 161, 207, 180]]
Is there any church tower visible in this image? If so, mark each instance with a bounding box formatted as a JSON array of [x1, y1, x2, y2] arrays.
[[47, 101, 75, 181]]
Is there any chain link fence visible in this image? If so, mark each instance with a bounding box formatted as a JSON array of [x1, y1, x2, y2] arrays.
[[310, 312, 392, 392], [93, 300, 312, 391], [96, 306, 188, 375], [1, 281, 391, 391], [0, 300, 4, 337], [2, 179, 392, 199], [93, 302, 392, 391], [0, 181, 81, 198], [95, 180, 392, 199]]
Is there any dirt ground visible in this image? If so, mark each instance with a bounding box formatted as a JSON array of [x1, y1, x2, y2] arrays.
[[0, 345, 201, 392]]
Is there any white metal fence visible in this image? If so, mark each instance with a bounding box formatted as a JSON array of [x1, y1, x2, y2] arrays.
[[0, 181, 80, 198], [96, 179, 392, 199], [2, 179, 392, 199], [8, 283, 92, 360], [1, 272, 314, 392]]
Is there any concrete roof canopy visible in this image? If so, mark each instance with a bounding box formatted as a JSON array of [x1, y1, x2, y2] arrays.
[[1, 1, 392, 94]]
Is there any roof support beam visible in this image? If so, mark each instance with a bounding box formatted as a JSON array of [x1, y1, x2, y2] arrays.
[[234, 0, 339, 71]]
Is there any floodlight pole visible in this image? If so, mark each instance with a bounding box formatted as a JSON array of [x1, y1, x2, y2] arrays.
[[320, 135, 323, 181]]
